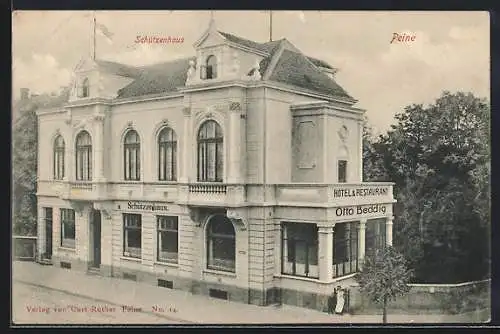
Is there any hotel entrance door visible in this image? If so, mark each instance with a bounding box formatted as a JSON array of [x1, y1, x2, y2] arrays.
[[90, 209, 101, 268]]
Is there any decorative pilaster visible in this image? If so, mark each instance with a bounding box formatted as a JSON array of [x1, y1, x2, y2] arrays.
[[358, 219, 367, 268], [318, 225, 334, 281], [386, 216, 394, 246], [228, 102, 242, 183], [180, 107, 192, 183], [93, 108, 106, 182], [359, 120, 363, 182], [37, 206, 45, 261], [274, 222, 282, 276]]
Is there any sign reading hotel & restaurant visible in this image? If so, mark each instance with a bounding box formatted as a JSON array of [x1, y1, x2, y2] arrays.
[[335, 204, 388, 218], [333, 187, 390, 198], [127, 201, 169, 212]]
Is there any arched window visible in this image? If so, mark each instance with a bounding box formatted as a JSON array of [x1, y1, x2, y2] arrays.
[[197, 120, 223, 182], [205, 55, 217, 79], [75, 131, 92, 181], [207, 215, 236, 272], [82, 78, 89, 98], [53, 135, 65, 180], [158, 127, 177, 181], [124, 130, 141, 181]]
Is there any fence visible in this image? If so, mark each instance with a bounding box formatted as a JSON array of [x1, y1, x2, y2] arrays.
[[13, 235, 37, 261], [350, 279, 491, 316]]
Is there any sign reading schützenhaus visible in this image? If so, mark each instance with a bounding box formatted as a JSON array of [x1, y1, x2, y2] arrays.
[[127, 201, 169, 212]]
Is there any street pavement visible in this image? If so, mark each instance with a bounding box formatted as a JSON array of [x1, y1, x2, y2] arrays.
[[11, 261, 489, 325]]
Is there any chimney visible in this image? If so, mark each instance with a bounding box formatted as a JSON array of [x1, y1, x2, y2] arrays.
[[20, 88, 29, 100]]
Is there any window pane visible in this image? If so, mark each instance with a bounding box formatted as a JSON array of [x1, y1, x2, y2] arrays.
[[216, 142, 223, 181], [207, 143, 216, 180], [338, 160, 347, 183], [171, 144, 177, 180], [159, 144, 165, 180]]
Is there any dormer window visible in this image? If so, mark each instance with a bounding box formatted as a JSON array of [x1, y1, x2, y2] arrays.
[[80, 78, 89, 98], [201, 55, 218, 80]]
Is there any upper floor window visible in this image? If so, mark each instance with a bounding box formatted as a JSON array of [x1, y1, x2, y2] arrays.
[[75, 131, 92, 181], [81, 78, 89, 98], [124, 130, 141, 181], [158, 127, 177, 181], [197, 120, 223, 182], [53, 135, 65, 180], [338, 160, 347, 183], [201, 55, 217, 80]]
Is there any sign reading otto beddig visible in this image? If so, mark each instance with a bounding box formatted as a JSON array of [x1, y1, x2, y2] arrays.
[[126, 201, 169, 212], [335, 204, 388, 218]]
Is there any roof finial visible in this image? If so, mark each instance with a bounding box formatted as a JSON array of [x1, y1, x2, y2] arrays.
[[209, 11, 216, 28]]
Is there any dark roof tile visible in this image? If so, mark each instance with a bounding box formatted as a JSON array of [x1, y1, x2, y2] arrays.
[[307, 57, 334, 69], [269, 49, 352, 99], [117, 57, 195, 98], [95, 59, 141, 78]]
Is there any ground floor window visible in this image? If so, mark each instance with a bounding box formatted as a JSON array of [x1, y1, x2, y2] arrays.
[[365, 218, 386, 257], [333, 221, 359, 277], [207, 215, 236, 272], [123, 213, 142, 258], [60, 208, 75, 248], [281, 222, 319, 278], [157, 215, 178, 263]]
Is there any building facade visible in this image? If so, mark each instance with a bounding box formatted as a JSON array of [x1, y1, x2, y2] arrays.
[[35, 20, 395, 312]]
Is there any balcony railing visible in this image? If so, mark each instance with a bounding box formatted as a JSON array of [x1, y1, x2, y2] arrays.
[[71, 181, 93, 190], [189, 183, 227, 194], [36, 180, 394, 207]]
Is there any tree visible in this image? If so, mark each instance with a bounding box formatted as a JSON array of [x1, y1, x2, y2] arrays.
[[364, 91, 490, 283], [12, 88, 70, 236], [12, 101, 38, 236], [355, 246, 413, 323]]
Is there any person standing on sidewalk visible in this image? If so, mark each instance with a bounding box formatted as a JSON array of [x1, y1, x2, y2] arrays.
[[335, 286, 345, 315]]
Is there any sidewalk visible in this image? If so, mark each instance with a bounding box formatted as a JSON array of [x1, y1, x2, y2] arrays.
[[12, 261, 487, 324]]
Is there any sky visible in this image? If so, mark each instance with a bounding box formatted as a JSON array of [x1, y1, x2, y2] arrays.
[[12, 10, 490, 134]]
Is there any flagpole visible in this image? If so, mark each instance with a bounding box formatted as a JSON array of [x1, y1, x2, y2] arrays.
[[269, 11, 273, 42], [92, 11, 96, 60]]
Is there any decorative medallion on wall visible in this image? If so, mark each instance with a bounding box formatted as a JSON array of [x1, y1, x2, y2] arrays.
[[127, 121, 133, 128], [338, 125, 349, 142], [229, 102, 241, 111], [161, 119, 169, 126]]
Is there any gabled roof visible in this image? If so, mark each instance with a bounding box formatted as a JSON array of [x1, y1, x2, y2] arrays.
[[41, 31, 353, 103], [117, 57, 196, 98], [307, 57, 335, 70], [95, 59, 141, 78], [269, 49, 351, 98]]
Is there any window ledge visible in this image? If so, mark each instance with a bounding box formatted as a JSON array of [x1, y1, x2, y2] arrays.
[[329, 272, 358, 283], [120, 256, 141, 262], [58, 247, 76, 252], [154, 261, 179, 268], [203, 269, 237, 278], [274, 274, 320, 283]]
